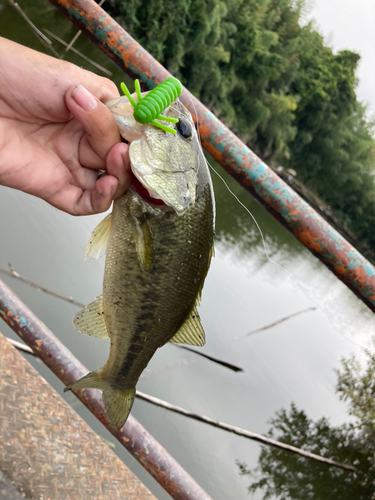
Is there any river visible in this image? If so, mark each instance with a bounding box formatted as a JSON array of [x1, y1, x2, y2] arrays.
[[1, 1, 374, 499]]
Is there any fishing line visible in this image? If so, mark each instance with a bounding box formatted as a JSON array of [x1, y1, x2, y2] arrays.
[[207, 163, 287, 272], [182, 90, 372, 350], [184, 88, 287, 273]]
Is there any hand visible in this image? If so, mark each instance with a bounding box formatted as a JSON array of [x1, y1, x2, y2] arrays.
[[0, 37, 132, 216]]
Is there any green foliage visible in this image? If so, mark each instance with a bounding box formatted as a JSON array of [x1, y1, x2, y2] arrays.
[[238, 348, 375, 499], [336, 349, 375, 464], [106, 0, 304, 158], [107, 0, 375, 250]]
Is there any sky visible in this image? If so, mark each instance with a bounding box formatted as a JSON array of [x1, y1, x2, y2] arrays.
[[307, 0, 375, 116]]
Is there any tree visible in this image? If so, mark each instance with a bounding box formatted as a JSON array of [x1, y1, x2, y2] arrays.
[[106, 0, 303, 161], [106, 0, 375, 251], [336, 349, 375, 470]]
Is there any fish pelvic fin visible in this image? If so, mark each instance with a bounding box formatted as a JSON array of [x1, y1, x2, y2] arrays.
[[64, 371, 135, 430], [73, 295, 109, 339], [169, 306, 206, 346], [85, 212, 113, 261]]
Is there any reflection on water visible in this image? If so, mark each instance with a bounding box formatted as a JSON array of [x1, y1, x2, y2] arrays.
[[239, 347, 375, 499], [211, 159, 302, 262], [1, 2, 375, 499], [210, 161, 375, 347], [239, 405, 372, 499]]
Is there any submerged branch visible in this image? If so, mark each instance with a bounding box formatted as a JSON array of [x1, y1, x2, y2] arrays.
[[6, 337, 36, 356], [1, 267, 240, 372], [43, 29, 112, 76], [4, 336, 354, 472], [175, 345, 243, 372], [6, 0, 61, 58], [0, 264, 85, 308], [236, 307, 317, 339], [136, 391, 356, 472]]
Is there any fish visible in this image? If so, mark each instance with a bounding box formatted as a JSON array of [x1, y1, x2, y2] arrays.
[[64, 88, 215, 430]]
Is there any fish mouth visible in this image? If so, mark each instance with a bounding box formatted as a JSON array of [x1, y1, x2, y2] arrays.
[[121, 137, 166, 207], [131, 174, 166, 207]]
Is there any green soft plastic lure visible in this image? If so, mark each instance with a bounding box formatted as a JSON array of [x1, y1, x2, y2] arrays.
[[120, 77, 182, 134]]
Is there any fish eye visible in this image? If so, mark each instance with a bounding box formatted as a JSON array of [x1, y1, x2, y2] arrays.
[[176, 119, 192, 139]]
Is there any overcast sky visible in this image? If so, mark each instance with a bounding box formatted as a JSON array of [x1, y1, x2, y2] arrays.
[[307, 0, 375, 116]]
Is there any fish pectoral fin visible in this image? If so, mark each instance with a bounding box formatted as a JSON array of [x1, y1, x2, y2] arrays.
[[169, 306, 206, 346], [64, 371, 135, 429], [133, 216, 153, 272], [73, 295, 109, 339], [85, 212, 113, 260]]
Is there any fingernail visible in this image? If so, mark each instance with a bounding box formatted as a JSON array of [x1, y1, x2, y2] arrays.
[[110, 179, 119, 198], [72, 85, 98, 111]]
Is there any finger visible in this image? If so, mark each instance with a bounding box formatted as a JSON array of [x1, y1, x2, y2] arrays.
[[65, 85, 121, 168], [74, 72, 119, 103], [105, 142, 133, 199], [52, 119, 103, 191], [86, 175, 118, 214], [49, 175, 119, 216]]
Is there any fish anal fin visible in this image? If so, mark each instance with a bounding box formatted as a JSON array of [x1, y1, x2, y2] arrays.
[[64, 370, 103, 392], [85, 213, 113, 261], [169, 306, 206, 346], [73, 295, 109, 339]]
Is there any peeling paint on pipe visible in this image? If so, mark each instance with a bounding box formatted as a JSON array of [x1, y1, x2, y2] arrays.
[[48, 0, 375, 312]]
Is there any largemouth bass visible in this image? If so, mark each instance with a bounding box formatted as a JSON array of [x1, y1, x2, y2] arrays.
[[65, 89, 215, 429]]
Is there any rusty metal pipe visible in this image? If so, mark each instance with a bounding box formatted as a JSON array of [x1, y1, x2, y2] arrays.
[[0, 279, 212, 500], [47, 0, 375, 312]]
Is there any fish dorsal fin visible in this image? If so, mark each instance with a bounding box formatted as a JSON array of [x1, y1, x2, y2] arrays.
[[133, 217, 153, 272], [85, 213, 113, 261], [169, 306, 206, 346], [73, 295, 109, 339]]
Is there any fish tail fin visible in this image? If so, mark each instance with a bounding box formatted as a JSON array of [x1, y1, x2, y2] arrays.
[[64, 371, 136, 430], [102, 385, 136, 430]]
